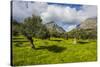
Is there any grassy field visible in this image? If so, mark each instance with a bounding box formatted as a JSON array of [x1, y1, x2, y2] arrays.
[[12, 35, 97, 66]]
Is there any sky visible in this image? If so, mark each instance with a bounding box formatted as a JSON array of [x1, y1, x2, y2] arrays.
[[12, 1, 97, 32]]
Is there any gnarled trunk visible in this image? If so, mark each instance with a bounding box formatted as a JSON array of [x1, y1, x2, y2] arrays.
[[27, 36, 35, 49], [22, 32, 35, 49], [29, 37, 35, 49]]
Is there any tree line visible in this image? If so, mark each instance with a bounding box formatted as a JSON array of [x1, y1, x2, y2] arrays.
[[12, 15, 97, 49]]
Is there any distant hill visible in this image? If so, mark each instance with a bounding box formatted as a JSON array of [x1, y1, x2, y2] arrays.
[[68, 18, 97, 39], [45, 22, 65, 33], [78, 18, 97, 30]]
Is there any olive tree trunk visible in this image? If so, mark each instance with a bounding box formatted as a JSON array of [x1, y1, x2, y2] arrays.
[[28, 37, 35, 49]]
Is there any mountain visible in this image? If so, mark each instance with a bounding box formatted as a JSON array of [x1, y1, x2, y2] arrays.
[[45, 22, 65, 33], [67, 18, 97, 39], [78, 18, 97, 30]]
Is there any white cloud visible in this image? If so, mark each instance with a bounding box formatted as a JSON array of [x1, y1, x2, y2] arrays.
[[66, 25, 76, 32], [77, 5, 97, 22], [12, 1, 47, 22], [41, 5, 79, 24], [41, 4, 97, 24]]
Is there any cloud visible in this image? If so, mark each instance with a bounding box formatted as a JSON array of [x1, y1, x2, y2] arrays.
[[12, 1, 48, 22], [41, 4, 97, 24], [77, 5, 97, 22], [12, 1, 97, 31], [41, 5, 79, 24]]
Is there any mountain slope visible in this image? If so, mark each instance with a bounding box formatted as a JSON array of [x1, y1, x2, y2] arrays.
[[68, 18, 97, 39], [45, 22, 65, 33], [79, 18, 97, 30]]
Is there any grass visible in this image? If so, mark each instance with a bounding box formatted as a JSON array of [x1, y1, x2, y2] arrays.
[[12, 36, 97, 66]]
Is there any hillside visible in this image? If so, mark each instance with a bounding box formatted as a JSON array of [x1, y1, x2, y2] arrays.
[[79, 18, 97, 30], [67, 18, 97, 39], [45, 22, 65, 33]]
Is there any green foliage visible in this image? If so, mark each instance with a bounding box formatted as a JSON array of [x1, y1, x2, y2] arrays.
[[35, 25, 50, 39], [12, 20, 21, 36], [20, 15, 50, 39], [12, 36, 97, 66], [67, 29, 97, 40]]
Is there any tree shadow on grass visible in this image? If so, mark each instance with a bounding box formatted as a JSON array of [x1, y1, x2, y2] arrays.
[[50, 40, 62, 42], [12, 38, 24, 40], [78, 41, 89, 44], [13, 40, 28, 42], [35, 45, 66, 53]]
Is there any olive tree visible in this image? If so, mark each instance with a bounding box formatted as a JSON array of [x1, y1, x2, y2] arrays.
[[21, 15, 49, 49]]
